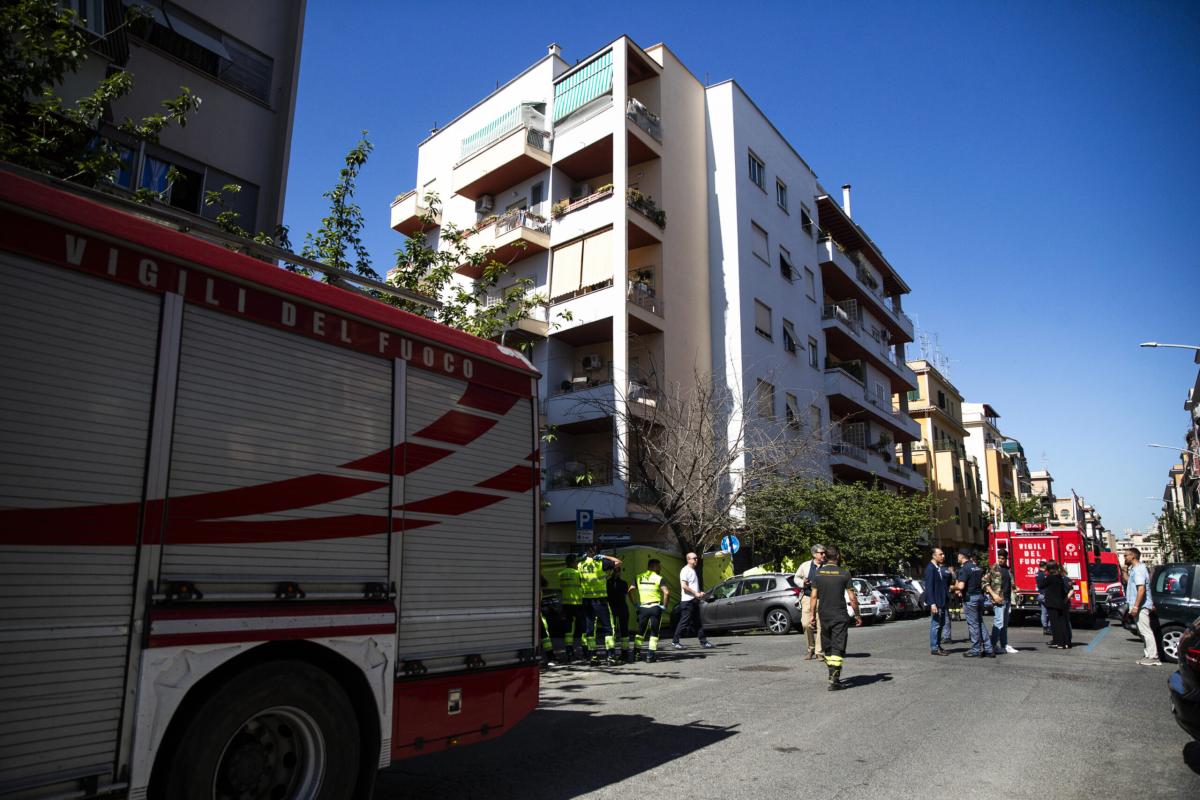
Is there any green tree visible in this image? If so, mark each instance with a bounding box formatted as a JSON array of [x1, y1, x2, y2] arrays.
[[1156, 506, 1200, 562], [747, 479, 939, 572], [0, 0, 200, 189], [298, 133, 376, 280], [1000, 493, 1048, 525]]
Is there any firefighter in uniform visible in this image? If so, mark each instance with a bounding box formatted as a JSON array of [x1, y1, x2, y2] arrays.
[[557, 555, 587, 663], [578, 546, 622, 665], [605, 563, 633, 663], [808, 544, 861, 690], [629, 558, 670, 662]]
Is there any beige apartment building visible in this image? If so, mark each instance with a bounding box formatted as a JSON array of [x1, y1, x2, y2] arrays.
[[391, 37, 924, 549], [907, 360, 985, 552], [962, 402, 1017, 525], [62, 0, 306, 235]]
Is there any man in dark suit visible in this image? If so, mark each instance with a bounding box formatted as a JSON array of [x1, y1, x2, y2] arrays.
[[924, 547, 951, 656]]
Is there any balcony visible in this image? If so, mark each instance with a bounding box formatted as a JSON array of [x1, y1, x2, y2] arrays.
[[545, 457, 613, 491], [824, 367, 921, 442], [460, 208, 551, 278], [829, 441, 926, 492], [484, 295, 549, 342], [390, 189, 439, 237], [818, 236, 914, 342], [626, 97, 662, 143], [822, 301, 917, 392], [627, 280, 663, 317], [452, 104, 551, 200], [626, 189, 665, 247]]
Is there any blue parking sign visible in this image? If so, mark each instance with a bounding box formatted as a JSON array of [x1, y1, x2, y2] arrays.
[[720, 534, 741, 554], [576, 509, 593, 531]]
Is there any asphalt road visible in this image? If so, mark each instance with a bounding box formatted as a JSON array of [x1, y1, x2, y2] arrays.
[[375, 615, 1199, 799]]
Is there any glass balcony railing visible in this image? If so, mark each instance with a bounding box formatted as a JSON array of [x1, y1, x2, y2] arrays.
[[626, 97, 662, 142], [493, 207, 550, 237], [822, 300, 861, 333], [829, 441, 869, 463], [546, 458, 613, 490], [627, 280, 663, 316]]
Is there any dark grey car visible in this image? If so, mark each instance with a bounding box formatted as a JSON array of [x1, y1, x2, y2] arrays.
[[699, 573, 804, 635]]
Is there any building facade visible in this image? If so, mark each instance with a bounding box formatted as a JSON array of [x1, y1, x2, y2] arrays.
[[390, 38, 924, 550], [963, 402, 1016, 526], [62, 0, 306, 235], [907, 360, 985, 552]]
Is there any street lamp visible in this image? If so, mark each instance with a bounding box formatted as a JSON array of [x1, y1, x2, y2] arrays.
[[1139, 342, 1200, 363], [1147, 444, 1189, 453]]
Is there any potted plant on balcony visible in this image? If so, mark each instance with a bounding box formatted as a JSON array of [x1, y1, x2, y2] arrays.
[[551, 198, 570, 219], [871, 432, 893, 461]]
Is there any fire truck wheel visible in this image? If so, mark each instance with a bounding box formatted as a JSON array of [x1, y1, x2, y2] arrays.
[[160, 660, 360, 800]]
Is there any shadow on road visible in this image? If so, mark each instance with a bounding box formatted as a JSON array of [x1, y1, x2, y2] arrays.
[[375, 708, 740, 799], [1184, 741, 1200, 776], [840, 672, 893, 688]]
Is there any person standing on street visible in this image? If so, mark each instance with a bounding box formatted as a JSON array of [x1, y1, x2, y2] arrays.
[[605, 563, 633, 663], [672, 552, 714, 650], [578, 546, 622, 665], [986, 549, 1018, 655], [1038, 561, 1071, 649], [1123, 548, 1160, 666], [1036, 560, 1051, 635], [956, 549, 995, 658], [630, 559, 670, 662], [924, 547, 951, 656], [809, 545, 861, 690], [794, 545, 827, 661], [557, 555, 587, 663]]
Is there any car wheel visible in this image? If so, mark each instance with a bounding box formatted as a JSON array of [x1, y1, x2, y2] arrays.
[[154, 660, 361, 800], [764, 607, 793, 635], [1161, 625, 1185, 663], [881, 607, 896, 623]]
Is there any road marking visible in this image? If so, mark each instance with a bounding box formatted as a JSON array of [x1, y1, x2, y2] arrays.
[[1084, 626, 1111, 653]]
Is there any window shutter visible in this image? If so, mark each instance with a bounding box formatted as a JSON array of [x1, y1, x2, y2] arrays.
[[550, 240, 583, 298], [579, 228, 612, 288]]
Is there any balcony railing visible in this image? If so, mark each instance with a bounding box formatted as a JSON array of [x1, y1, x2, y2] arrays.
[[629, 380, 661, 408], [627, 281, 663, 316], [830, 441, 869, 463], [551, 185, 613, 219], [626, 189, 666, 229], [626, 97, 663, 142], [935, 440, 966, 457], [825, 358, 865, 383], [628, 481, 663, 506], [822, 300, 861, 333], [459, 104, 550, 163], [546, 458, 613, 490], [552, 361, 614, 395]]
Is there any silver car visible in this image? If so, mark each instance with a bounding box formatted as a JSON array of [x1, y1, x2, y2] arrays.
[[850, 577, 893, 623], [699, 573, 805, 635]]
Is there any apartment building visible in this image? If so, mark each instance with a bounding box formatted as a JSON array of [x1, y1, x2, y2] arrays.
[[907, 360, 985, 551], [963, 402, 1017, 525], [61, 0, 305, 235], [390, 37, 924, 548]]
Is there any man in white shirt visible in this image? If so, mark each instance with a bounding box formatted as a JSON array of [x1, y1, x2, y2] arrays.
[[1123, 547, 1159, 665], [794, 545, 827, 660], [671, 552, 714, 650]]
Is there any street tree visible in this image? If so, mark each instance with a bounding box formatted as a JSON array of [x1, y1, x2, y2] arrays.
[[1000, 493, 1049, 525], [1, 0, 200, 190], [746, 478, 939, 573], [1156, 506, 1200, 562], [566, 370, 827, 558]]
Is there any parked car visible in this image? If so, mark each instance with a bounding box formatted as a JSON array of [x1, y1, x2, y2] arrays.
[[699, 573, 804, 635], [859, 574, 921, 617], [850, 577, 893, 623], [910, 578, 927, 610], [1151, 563, 1200, 663], [1168, 614, 1200, 739]]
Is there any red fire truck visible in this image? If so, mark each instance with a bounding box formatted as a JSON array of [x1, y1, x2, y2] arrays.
[[989, 523, 1099, 624], [0, 171, 542, 799], [1087, 550, 1125, 616]]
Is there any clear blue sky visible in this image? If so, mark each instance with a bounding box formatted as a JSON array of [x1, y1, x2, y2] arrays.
[[283, 0, 1200, 537]]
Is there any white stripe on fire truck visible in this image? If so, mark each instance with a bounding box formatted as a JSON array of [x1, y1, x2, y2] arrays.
[[150, 612, 395, 636]]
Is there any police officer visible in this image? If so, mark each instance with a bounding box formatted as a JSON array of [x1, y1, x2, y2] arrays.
[[956, 548, 996, 658], [629, 559, 670, 662], [605, 563, 633, 663], [578, 546, 622, 665], [808, 544, 861, 690], [557, 554, 587, 663]]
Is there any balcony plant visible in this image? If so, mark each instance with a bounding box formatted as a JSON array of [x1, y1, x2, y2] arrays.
[[626, 188, 666, 229], [551, 198, 571, 219]]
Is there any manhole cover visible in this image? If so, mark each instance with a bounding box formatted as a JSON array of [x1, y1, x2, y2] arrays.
[[738, 665, 791, 672]]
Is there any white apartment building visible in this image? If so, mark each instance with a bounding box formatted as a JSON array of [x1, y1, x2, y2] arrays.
[[391, 37, 923, 548]]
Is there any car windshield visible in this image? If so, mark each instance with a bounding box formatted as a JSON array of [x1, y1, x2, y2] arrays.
[[1089, 564, 1119, 582]]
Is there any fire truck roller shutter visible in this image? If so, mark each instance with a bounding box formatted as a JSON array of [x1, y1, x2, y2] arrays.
[[396, 370, 536, 664], [159, 305, 393, 593], [0, 258, 160, 792]]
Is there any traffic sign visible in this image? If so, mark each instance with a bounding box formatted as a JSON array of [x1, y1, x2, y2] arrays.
[[576, 509, 594, 545], [720, 534, 741, 554], [598, 533, 632, 544]]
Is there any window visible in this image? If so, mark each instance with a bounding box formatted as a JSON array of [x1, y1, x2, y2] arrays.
[[129, 1, 275, 103], [530, 181, 545, 210], [751, 222, 769, 264], [1156, 565, 1192, 596], [776, 179, 788, 211], [779, 246, 794, 281], [756, 379, 775, 420], [810, 405, 823, 436], [711, 581, 740, 600], [782, 319, 797, 354], [748, 151, 765, 189], [808, 337, 819, 368], [785, 393, 801, 430], [907, 388, 921, 402], [937, 390, 947, 410], [874, 381, 887, 407], [801, 206, 814, 237], [66, 0, 105, 34], [753, 299, 772, 339], [739, 578, 772, 595]]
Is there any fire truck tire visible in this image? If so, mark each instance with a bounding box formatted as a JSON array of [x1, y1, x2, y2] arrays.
[[159, 660, 361, 800]]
